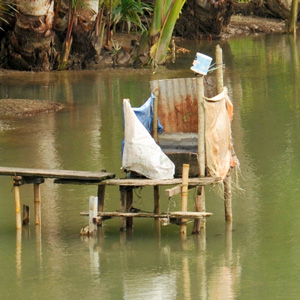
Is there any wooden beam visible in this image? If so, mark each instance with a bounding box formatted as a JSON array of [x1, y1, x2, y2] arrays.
[[100, 177, 221, 187], [81, 211, 213, 219], [165, 185, 196, 198]]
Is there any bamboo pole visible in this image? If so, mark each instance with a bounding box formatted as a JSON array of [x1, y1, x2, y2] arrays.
[[34, 183, 41, 225], [180, 164, 190, 237], [196, 76, 205, 177], [16, 228, 22, 279], [153, 88, 159, 143], [194, 75, 206, 234], [224, 174, 233, 221], [216, 44, 224, 94], [14, 183, 22, 230], [216, 44, 233, 222]]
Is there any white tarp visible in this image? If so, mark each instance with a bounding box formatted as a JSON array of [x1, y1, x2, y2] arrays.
[[122, 99, 175, 180]]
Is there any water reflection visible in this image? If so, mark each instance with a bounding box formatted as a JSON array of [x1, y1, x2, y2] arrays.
[[79, 222, 241, 299]]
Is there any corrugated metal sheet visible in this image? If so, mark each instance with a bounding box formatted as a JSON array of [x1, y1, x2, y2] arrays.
[[150, 78, 199, 133]]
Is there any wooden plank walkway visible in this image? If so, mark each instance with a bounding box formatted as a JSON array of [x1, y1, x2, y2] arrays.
[[0, 166, 115, 230], [0, 166, 217, 235], [0, 166, 115, 181]]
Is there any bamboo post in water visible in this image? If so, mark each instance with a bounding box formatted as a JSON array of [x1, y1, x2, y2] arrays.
[[14, 177, 22, 230], [126, 188, 133, 228], [97, 185, 105, 226], [216, 44, 233, 222], [34, 183, 41, 225], [193, 75, 206, 234], [180, 164, 190, 237], [120, 187, 126, 231], [22, 204, 30, 225]]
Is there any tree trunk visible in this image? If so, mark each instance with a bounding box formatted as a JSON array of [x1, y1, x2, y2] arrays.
[[57, 0, 99, 69], [287, 0, 299, 34], [6, 0, 55, 71], [174, 0, 234, 38], [72, 0, 99, 55]]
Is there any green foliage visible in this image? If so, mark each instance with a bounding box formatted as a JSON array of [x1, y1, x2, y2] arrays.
[[150, 0, 186, 65], [111, 0, 152, 33]]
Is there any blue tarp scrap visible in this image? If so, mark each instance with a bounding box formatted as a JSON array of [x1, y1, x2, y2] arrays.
[[132, 93, 163, 133]]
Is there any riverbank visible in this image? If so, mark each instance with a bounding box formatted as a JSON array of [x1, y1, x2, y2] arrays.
[[0, 16, 289, 116], [221, 15, 286, 39]]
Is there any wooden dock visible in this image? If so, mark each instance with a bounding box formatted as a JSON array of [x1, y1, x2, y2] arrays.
[[80, 172, 220, 236], [0, 166, 219, 236], [0, 166, 115, 230]]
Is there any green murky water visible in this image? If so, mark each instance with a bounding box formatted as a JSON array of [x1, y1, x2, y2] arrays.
[[1, 32, 300, 299]]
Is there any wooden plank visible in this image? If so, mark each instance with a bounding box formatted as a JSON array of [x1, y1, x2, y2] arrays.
[[165, 185, 196, 197], [80, 211, 213, 219], [0, 166, 115, 181], [100, 176, 221, 187]]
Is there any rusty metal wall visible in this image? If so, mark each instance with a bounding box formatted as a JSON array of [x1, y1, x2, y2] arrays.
[[150, 78, 199, 133]]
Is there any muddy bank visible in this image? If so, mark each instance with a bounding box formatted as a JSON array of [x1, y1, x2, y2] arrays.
[[221, 15, 286, 39], [0, 99, 65, 117]]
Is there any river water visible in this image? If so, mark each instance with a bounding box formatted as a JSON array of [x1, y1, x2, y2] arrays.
[[0, 32, 300, 299]]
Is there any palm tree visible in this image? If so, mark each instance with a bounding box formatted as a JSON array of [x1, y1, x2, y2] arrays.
[[8, 0, 55, 71], [58, 0, 99, 70], [149, 0, 186, 65]]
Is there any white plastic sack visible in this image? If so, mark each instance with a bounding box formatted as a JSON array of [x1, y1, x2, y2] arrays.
[[122, 99, 175, 180]]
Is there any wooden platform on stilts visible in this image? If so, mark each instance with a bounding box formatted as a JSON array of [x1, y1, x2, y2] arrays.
[[0, 166, 115, 230]]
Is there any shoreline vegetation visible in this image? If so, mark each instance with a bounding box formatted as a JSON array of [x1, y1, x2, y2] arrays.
[[0, 15, 292, 117]]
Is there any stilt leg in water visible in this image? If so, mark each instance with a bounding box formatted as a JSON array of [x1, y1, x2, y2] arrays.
[[14, 184, 22, 230], [126, 188, 133, 228], [120, 187, 126, 231], [224, 171, 233, 222], [97, 185, 105, 226], [34, 183, 41, 225], [180, 164, 190, 238], [193, 186, 206, 234]]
